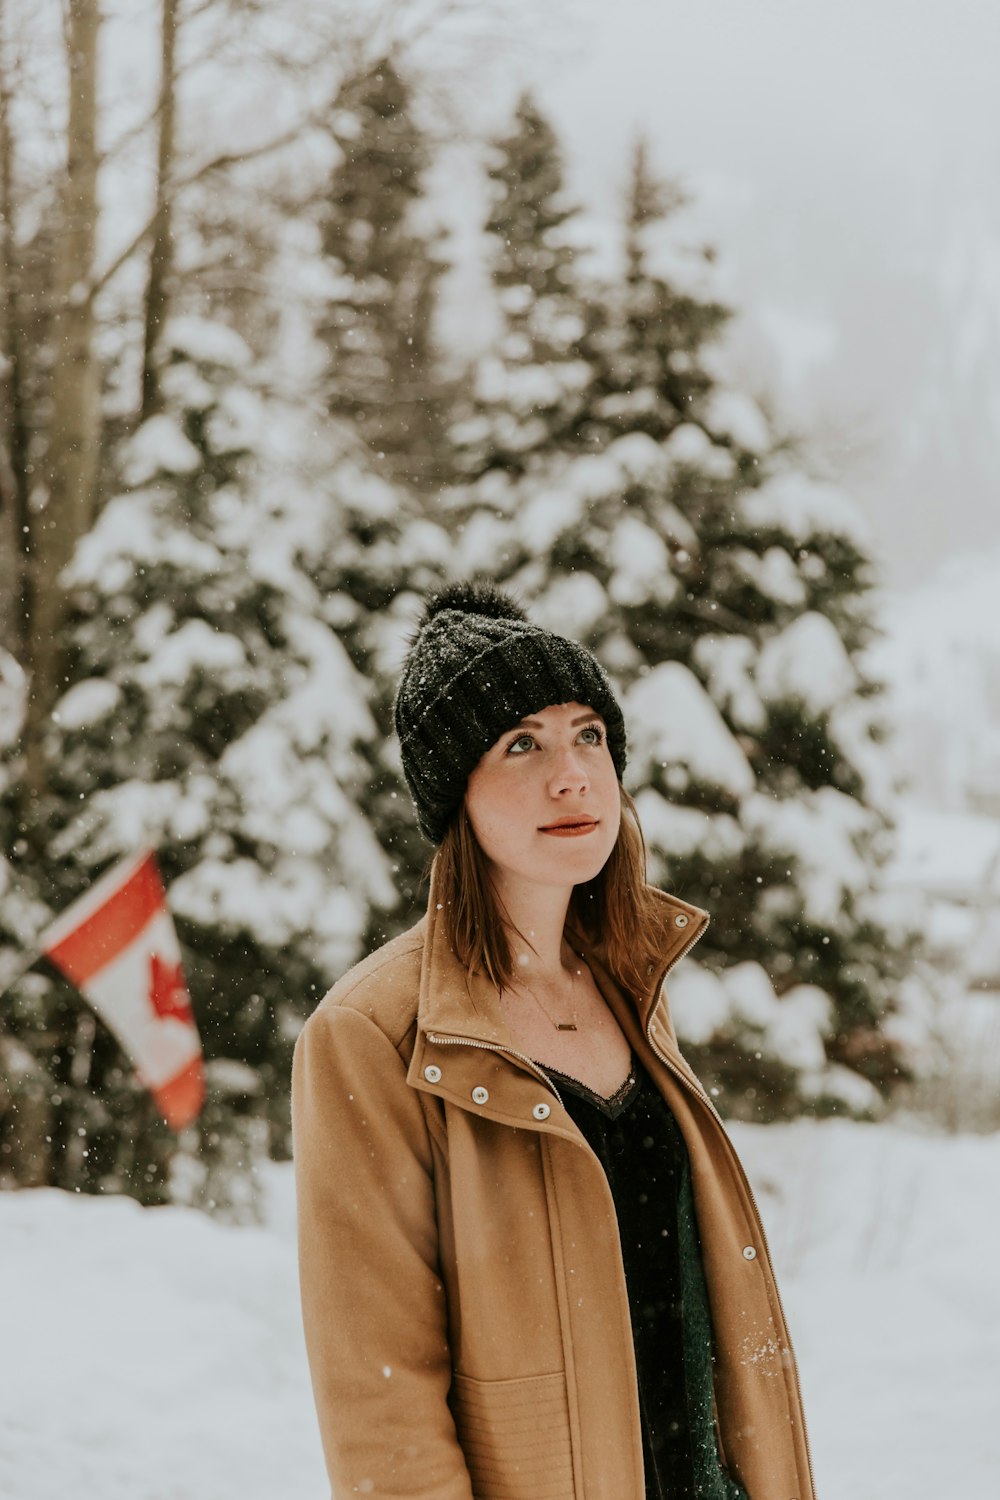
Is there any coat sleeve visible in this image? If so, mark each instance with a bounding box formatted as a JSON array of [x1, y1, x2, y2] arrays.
[[291, 1003, 474, 1500]]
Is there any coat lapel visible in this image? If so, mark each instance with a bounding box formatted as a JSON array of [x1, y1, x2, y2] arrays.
[[409, 858, 711, 1110]]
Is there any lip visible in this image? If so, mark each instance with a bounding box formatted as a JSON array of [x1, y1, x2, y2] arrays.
[[539, 816, 598, 836]]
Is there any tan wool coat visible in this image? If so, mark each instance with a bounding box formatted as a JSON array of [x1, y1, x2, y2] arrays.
[[292, 865, 817, 1500]]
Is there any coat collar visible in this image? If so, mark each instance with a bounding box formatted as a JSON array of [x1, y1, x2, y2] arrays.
[[414, 856, 710, 1050]]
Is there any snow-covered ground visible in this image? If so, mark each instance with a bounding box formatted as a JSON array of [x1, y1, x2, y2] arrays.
[[737, 1119, 999, 1499], [1, 1120, 996, 1500]]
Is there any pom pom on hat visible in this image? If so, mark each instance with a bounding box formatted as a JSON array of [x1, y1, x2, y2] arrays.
[[393, 578, 627, 844], [419, 580, 530, 626]]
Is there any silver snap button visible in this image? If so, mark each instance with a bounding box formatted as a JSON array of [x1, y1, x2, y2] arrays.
[[471, 1086, 489, 1105], [674, 913, 689, 928], [423, 1064, 442, 1084], [532, 1102, 551, 1121], [742, 1245, 757, 1261]]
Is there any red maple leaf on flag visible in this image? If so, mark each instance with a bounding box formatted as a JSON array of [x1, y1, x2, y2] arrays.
[[148, 951, 193, 1025], [39, 850, 204, 1129]]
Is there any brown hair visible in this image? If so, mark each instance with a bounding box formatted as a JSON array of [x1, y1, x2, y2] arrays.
[[427, 784, 668, 1001]]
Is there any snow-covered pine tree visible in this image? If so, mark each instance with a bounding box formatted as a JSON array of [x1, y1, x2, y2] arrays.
[[0, 652, 58, 1190], [448, 90, 597, 482], [279, 408, 453, 924], [701, 467, 915, 1105], [442, 121, 917, 1120], [162, 46, 455, 926], [316, 56, 449, 491], [581, 139, 731, 450], [0, 317, 400, 1212]]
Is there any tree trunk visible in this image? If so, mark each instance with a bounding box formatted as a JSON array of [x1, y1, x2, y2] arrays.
[[23, 0, 101, 795], [0, 0, 29, 665], [139, 0, 178, 421]]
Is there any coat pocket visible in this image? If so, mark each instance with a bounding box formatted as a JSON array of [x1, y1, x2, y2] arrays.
[[450, 1369, 575, 1500]]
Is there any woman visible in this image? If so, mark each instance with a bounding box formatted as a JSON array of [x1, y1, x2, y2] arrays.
[[292, 581, 816, 1500]]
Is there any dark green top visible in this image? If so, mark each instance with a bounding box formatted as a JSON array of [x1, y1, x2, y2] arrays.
[[539, 1053, 749, 1500]]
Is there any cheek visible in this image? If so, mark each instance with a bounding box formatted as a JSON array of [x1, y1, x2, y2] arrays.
[[471, 806, 507, 856], [597, 769, 623, 852], [602, 800, 622, 855], [466, 771, 538, 868], [465, 769, 510, 849], [598, 760, 622, 814]]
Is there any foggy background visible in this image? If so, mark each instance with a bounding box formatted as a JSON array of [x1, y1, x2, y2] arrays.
[[454, 0, 1000, 587]]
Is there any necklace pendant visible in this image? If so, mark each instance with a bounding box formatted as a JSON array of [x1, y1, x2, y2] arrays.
[[556, 1022, 578, 1031]]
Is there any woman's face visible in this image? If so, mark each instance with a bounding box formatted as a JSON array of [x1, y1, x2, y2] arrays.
[[464, 700, 622, 893]]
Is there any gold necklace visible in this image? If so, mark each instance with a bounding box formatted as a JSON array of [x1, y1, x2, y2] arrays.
[[513, 956, 586, 1032]]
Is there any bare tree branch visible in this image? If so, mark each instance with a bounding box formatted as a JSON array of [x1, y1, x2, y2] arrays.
[[87, 0, 509, 306], [86, 108, 328, 304], [98, 0, 247, 170]]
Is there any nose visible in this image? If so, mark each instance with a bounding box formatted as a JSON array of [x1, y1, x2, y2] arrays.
[[549, 742, 589, 796]]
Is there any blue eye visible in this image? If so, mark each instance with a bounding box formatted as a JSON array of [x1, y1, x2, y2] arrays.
[[503, 723, 605, 756], [506, 733, 535, 755]]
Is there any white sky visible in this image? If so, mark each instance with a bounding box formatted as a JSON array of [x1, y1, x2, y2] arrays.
[[497, 0, 1000, 588]]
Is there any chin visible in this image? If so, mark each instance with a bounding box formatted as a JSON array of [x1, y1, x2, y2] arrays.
[[539, 838, 616, 884]]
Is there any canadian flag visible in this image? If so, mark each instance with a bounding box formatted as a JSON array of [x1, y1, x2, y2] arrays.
[[39, 849, 204, 1130]]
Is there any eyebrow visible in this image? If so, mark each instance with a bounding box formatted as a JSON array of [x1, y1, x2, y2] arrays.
[[510, 712, 604, 730]]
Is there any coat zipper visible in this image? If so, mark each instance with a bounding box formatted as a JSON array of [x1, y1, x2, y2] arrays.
[[645, 1024, 819, 1499], [645, 917, 816, 1497]]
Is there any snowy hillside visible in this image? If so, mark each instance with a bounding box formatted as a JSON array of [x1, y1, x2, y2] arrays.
[[2, 1122, 997, 1500]]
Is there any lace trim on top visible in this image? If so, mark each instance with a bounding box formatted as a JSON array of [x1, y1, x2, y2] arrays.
[[536, 1054, 640, 1119]]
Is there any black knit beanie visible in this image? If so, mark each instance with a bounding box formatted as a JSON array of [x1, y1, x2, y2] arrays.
[[393, 581, 627, 844]]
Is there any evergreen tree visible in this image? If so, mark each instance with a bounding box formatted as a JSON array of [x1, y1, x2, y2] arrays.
[[449, 91, 597, 480], [0, 317, 401, 1213], [282, 415, 453, 930], [317, 57, 448, 490], [441, 118, 918, 1120], [583, 139, 731, 449]]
